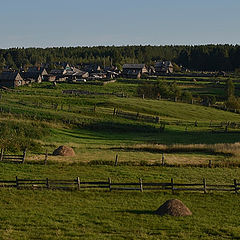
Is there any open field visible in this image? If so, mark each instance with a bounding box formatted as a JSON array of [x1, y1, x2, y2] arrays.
[[1, 164, 240, 239], [0, 77, 240, 239]]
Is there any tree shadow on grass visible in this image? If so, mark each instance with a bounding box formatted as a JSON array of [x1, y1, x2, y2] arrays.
[[58, 124, 240, 145], [116, 210, 155, 215]]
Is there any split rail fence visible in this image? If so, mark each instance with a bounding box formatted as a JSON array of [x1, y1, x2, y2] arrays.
[[0, 149, 26, 163], [0, 177, 239, 194]]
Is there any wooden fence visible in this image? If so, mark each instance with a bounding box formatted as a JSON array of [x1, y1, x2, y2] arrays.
[[0, 149, 26, 163], [0, 177, 239, 194]]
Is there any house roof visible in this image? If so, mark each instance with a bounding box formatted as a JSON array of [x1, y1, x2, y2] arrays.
[[0, 71, 23, 81], [155, 61, 173, 68], [65, 67, 83, 76], [20, 72, 41, 80], [27, 66, 48, 75], [50, 69, 66, 75], [123, 64, 146, 69], [73, 70, 89, 76]]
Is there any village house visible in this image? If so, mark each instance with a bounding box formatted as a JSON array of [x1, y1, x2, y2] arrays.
[[49, 69, 67, 81], [20, 72, 42, 84], [55, 62, 71, 70], [72, 71, 89, 80], [45, 75, 57, 82], [82, 64, 101, 73], [65, 67, 89, 80], [27, 66, 48, 81], [122, 64, 148, 79], [155, 61, 174, 74], [148, 66, 156, 75], [0, 71, 25, 88]]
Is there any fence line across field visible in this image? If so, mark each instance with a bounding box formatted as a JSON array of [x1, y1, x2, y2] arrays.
[[0, 177, 239, 194], [0, 149, 26, 163]]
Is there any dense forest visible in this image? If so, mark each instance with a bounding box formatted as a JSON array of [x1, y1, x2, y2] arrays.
[[0, 44, 240, 72]]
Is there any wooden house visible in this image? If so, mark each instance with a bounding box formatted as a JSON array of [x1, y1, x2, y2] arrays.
[[0, 71, 25, 88], [122, 64, 148, 79], [27, 66, 48, 80], [45, 75, 56, 82], [155, 61, 173, 74], [49, 69, 67, 81], [20, 72, 42, 83], [82, 64, 101, 73]]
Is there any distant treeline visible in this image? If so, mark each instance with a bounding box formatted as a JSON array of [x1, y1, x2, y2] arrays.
[[0, 45, 240, 71]]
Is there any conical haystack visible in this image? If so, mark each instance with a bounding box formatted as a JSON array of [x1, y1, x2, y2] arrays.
[[53, 146, 75, 157], [155, 199, 192, 216]]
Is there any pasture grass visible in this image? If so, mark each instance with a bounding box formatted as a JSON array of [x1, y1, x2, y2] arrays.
[[0, 164, 240, 239], [0, 79, 240, 239]]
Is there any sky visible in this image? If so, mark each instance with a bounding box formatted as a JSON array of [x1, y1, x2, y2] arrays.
[[0, 0, 239, 48]]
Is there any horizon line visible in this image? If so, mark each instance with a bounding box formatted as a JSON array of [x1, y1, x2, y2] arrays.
[[1, 43, 240, 50]]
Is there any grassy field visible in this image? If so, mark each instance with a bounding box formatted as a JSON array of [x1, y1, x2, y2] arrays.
[[0, 164, 240, 239], [0, 78, 240, 239]]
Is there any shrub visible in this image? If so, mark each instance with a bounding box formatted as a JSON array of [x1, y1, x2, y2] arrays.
[[0, 121, 50, 152], [225, 96, 240, 110]]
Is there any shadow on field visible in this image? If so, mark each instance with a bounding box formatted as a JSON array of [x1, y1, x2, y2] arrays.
[[116, 210, 155, 215], [60, 124, 240, 145]]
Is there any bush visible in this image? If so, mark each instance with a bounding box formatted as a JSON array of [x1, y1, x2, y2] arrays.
[[0, 121, 50, 152], [225, 96, 240, 110], [137, 81, 193, 102], [181, 91, 193, 103]]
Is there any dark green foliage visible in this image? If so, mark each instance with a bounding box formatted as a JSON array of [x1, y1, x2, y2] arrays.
[[137, 81, 192, 102], [181, 90, 193, 103], [0, 121, 49, 152], [1, 44, 240, 71], [226, 78, 235, 99], [225, 96, 240, 110]]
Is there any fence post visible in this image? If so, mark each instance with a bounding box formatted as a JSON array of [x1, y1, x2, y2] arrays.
[[115, 154, 118, 166], [139, 178, 143, 192], [0, 149, 4, 161], [77, 177, 80, 191], [22, 149, 27, 163], [108, 177, 111, 192], [234, 179, 238, 194], [171, 178, 174, 194], [16, 176, 19, 189], [203, 178, 207, 194], [225, 125, 228, 133], [208, 160, 212, 168], [162, 153, 165, 166], [136, 112, 139, 119], [46, 178, 49, 189], [44, 150, 48, 165]]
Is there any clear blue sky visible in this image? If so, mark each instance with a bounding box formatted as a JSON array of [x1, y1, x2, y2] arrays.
[[0, 0, 239, 48]]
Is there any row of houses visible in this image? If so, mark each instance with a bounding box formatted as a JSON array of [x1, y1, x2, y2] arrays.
[[122, 61, 173, 79], [0, 61, 174, 88]]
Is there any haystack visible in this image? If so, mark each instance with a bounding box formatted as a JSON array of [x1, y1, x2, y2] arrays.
[[53, 146, 75, 157], [155, 199, 192, 216]]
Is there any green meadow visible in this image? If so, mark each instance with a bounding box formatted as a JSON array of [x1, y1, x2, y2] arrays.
[[0, 78, 240, 239]]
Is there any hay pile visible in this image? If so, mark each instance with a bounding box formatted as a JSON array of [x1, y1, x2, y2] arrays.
[[155, 199, 192, 216], [53, 146, 75, 157]]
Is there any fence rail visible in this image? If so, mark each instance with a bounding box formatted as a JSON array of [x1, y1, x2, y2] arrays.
[[0, 177, 239, 194], [0, 149, 26, 163]]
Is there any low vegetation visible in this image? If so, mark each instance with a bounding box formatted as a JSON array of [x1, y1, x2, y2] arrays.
[[0, 120, 49, 152], [0, 77, 239, 239]]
